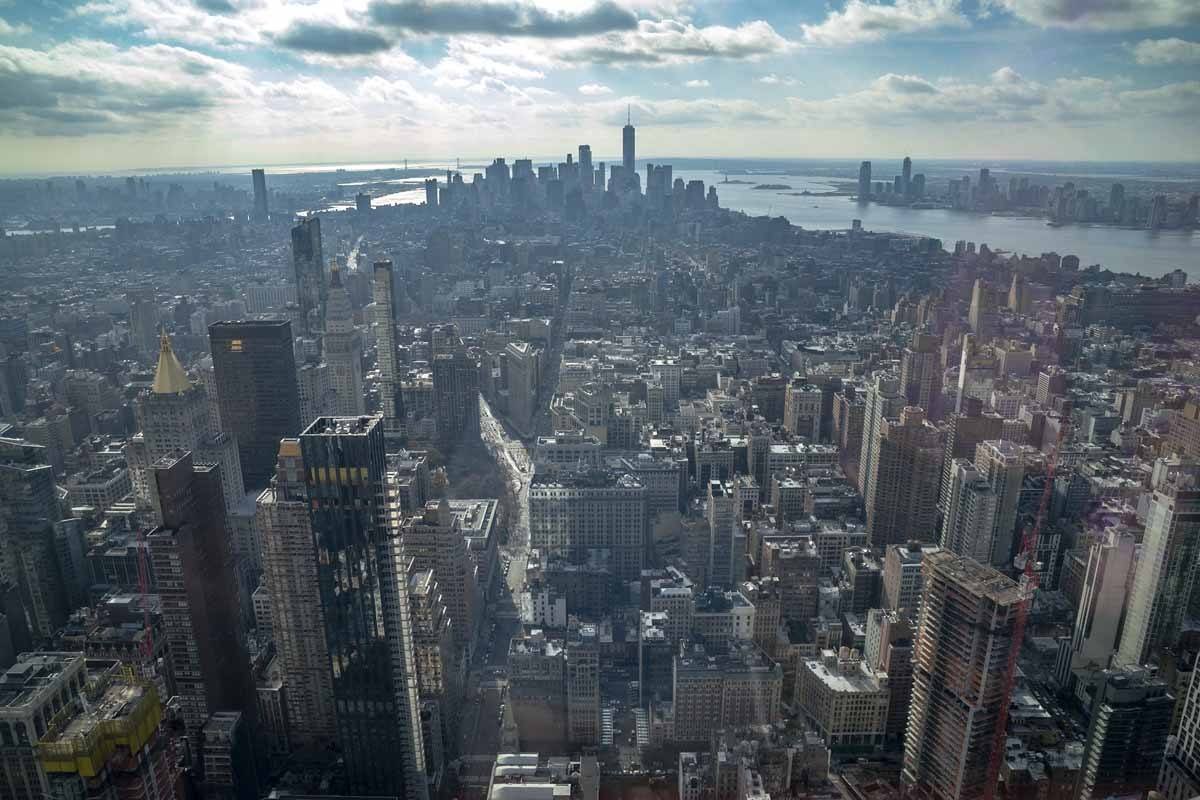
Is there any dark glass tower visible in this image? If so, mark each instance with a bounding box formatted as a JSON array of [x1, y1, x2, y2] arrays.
[[622, 111, 635, 176], [208, 320, 301, 492], [432, 350, 480, 449], [291, 216, 325, 335], [300, 416, 427, 800], [148, 452, 258, 754], [251, 168, 268, 221]]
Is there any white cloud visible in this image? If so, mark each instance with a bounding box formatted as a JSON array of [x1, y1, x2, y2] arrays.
[[0, 17, 31, 35], [801, 0, 967, 46], [562, 19, 794, 65], [990, 0, 1200, 30], [0, 39, 253, 135], [785, 66, 1200, 128], [758, 73, 797, 86], [1130, 37, 1200, 65], [684, 79, 709, 87], [578, 82, 613, 95]]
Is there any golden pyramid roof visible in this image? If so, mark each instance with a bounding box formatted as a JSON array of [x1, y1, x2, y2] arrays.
[[152, 331, 192, 394]]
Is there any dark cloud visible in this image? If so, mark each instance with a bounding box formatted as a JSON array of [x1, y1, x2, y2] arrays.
[[0, 56, 215, 136], [194, 0, 237, 14], [368, 0, 637, 38], [275, 22, 394, 55]]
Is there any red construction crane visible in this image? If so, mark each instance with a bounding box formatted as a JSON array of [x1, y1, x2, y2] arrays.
[[984, 419, 1071, 800]]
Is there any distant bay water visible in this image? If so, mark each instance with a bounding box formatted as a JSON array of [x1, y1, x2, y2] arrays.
[[671, 169, 1198, 281]]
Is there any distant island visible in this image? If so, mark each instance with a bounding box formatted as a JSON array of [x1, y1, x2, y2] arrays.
[[720, 179, 754, 184], [752, 183, 791, 190]]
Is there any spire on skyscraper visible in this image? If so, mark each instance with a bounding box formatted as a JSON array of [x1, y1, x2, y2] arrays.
[[152, 331, 191, 394]]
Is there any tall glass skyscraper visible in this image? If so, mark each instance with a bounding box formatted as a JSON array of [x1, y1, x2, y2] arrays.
[[300, 416, 427, 800], [209, 320, 301, 492], [291, 216, 325, 335]]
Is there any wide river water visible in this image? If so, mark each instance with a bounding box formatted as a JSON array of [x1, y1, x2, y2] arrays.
[[672, 170, 1197, 280]]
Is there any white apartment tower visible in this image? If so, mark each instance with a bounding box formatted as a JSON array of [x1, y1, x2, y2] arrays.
[[1116, 458, 1200, 667]]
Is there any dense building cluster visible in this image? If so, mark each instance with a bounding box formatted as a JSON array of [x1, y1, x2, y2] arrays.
[[1, 119, 1199, 800], [858, 155, 1200, 230]]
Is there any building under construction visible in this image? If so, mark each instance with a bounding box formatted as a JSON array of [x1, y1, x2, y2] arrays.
[[35, 657, 178, 800], [901, 551, 1024, 799]]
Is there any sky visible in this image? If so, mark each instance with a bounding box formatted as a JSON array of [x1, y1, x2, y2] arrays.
[[1, 0, 1199, 173]]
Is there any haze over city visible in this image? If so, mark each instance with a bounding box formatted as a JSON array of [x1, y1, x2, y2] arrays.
[[2, 3, 1200, 800], [2, 0, 1200, 171]]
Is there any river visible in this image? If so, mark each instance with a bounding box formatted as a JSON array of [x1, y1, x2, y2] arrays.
[[672, 170, 1198, 280]]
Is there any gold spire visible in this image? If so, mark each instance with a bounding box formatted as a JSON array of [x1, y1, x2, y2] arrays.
[[152, 331, 191, 394]]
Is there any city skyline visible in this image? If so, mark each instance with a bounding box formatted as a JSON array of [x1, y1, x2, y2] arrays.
[[1, 1, 1200, 172]]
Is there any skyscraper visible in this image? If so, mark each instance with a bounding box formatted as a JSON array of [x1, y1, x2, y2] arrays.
[[940, 458, 999, 565], [127, 291, 159, 359], [707, 480, 739, 589], [973, 440, 1024, 568], [622, 109, 635, 179], [374, 260, 404, 439], [148, 451, 256, 741], [1056, 525, 1136, 688], [127, 332, 244, 516], [901, 156, 912, 195], [1075, 667, 1173, 800], [401, 499, 478, 657], [323, 266, 364, 417], [566, 624, 601, 745], [858, 160, 871, 201], [209, 320, 301, 492], [256, 439, 337, 748], [300, 416, 427, 800], [578, 144, 593, 190], [902, 551, 1022, 799], [432, 350, 480, 448], [291, 216, 325, 335], [857, 373, 905, 498], [1116, 458, 1200, 667], [1161, 666, 1200, 799], [865, 407, 944, 547], [251, 168, 268, 221], [0, 436, 65, 639], [899, 331, 940, 413], [938, 397, 1004, 517]]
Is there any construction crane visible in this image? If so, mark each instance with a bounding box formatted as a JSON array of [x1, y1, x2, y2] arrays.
[[984, 419, 1071, 800]]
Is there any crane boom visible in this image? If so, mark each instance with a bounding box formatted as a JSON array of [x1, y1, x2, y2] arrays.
[[983, 419, 1070, 799]]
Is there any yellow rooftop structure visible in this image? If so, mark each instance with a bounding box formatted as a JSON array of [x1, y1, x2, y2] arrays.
[[151, 332, 191, 394]]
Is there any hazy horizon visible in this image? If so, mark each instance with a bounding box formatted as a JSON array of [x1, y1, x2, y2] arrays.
[[2, 0, 1200, 172]]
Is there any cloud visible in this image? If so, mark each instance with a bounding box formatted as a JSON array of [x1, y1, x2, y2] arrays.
[[274, 22, 393, 54], [1130, 37, 1200, 65], [783, 65, 1200, 130], [0, 40, 244, 135], [787, 67, 1047, 124], [758, 73, 797, 86], [0, 17, 31, 35], [990, 0, 1200, 30], [579, 82, 613, 95], [562, 19, 793, 65], [368, 0, 638, 38], [193, 0, 236, 13], [801, 0, 967, 45], [684, 79, 709, 87], [557, 95, 786, 127]]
